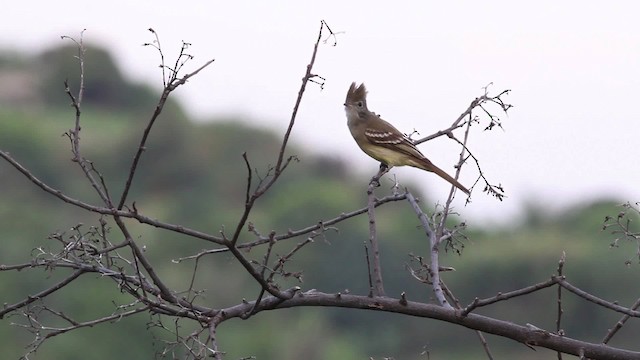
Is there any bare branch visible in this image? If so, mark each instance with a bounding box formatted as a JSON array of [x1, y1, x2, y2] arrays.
[[555, 276, 640, 318], [462, 277, 559, 316], [440, 281, 494, 360], [216, 290, 640, 360], [413, 85, 511, 203], [602, 297, 640, 344], [0, 270, 84, 319], [556, 252, 566, 335], [436, 113, 473, 242], [415, 86, 511, 146], [365, 165, 390, 297], [406, 190, 452, 309], [18, 304, 149, 357], [556, 252, 566, 360], [119, 34, 215, 210], [603, 201, 640, 262], [60, 32, 112, 206], [229, 20, 334, 247]]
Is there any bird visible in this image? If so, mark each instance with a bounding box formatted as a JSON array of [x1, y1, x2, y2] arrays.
[[344, 82, 470, 195]]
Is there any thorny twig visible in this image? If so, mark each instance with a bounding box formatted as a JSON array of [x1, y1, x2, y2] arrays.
[[603, 201, 640, 263]]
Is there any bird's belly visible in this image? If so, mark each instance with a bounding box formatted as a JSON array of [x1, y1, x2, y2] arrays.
[[363, 146, 411, 167]]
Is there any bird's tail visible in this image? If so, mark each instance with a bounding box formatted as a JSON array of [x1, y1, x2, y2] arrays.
[[414, 158, 470, 195]]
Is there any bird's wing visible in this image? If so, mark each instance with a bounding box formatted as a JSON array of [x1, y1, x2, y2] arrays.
[[363, 117, 427, 160]]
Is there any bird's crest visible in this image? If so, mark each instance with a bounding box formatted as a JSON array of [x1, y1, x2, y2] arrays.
[[345, 82, 368, 105]]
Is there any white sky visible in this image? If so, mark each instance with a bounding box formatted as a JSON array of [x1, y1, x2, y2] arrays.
[[2, 1, 639, 225]]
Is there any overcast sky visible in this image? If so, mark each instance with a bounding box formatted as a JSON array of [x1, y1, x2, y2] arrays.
[[2, 1, 639, 225]]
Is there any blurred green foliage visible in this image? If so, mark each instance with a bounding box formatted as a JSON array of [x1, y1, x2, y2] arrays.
[[1, 45, 638, 359]]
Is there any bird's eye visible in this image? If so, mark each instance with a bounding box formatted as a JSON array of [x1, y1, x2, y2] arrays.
[[357, 101, 363, 108]]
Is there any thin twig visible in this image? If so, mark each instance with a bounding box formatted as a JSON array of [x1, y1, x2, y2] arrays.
[[268, 236, 314, 283], [556, 252, 566, 360], [364, 242, 374, 297], [406, 190, 451, 309], [448, 135, 506, 201], [229, 20, 332, 246], [61, 32, 112, 206], [555, 276, 640, 317], [415, 86, 511, 203], [462, 277, 560, 316], [441, 281, 494, 359], [229, 243, 288, 300], [244, 236, 316, 316], [0, 270, 84, 319], [2, 148, 409, 251], [118, 35, 215, 210], [366, 166, 389, 297], [437, 114, 473, 239], [20, 305, 150, 356], [602, 297, 640, 344], [414, 88, 511, 146]]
